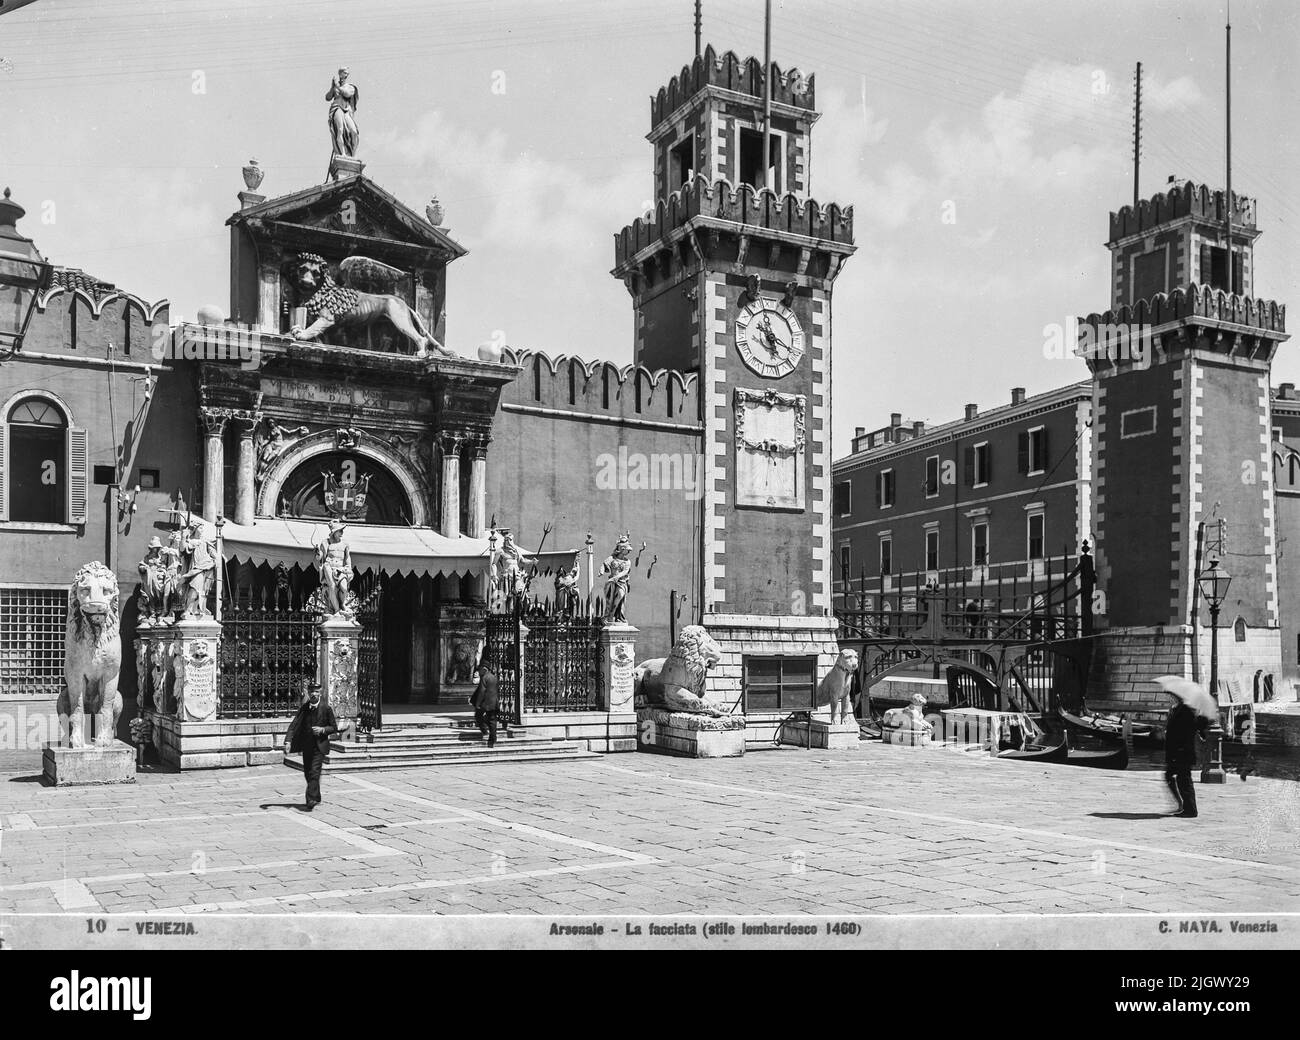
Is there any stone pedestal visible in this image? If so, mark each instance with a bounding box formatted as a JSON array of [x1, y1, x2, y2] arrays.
[[702, 614, 841, 713], [43, 741, 136, 786], [635, 708, 746, 758], [782, 712, 861, 750], [438, 604, 485, 705], [319, 614, 362, 729], [599, 624, 638, 712], [328, 154, 365, 180], [172, 618, 222, 723]]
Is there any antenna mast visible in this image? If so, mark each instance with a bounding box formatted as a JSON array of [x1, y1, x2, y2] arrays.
[[762, 0, 772, 191], [1225, 3, 1235, 293], [1132, 62, 1142, 209], [695, 0, 702, 59]]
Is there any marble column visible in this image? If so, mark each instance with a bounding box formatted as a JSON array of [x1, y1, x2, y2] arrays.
[[439, 433, 462, 539], [466, 435, 490, 605], [200, 411, 228, 523], [257, 246, 282, 333], [232, 414, 259, 526]]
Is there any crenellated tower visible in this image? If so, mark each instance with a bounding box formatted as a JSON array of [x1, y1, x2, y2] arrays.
[[1081, 179, 1289, 713], [612, 45, 856, 714]]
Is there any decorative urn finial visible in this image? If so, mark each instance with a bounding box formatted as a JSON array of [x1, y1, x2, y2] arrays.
[[426, 197, 445, 227], [241, 159, 264, 192]]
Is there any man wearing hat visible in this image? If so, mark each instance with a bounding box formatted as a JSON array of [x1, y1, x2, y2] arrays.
[[1159, 677, 1214, 818], [283, 679, 340, 810]]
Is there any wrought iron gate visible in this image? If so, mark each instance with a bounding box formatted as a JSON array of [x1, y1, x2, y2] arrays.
[[355, 573, 384, 733], [218, 566, 318, 718], [484, 603, 523, 726]]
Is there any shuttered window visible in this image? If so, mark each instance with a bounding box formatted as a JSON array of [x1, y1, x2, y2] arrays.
[[5, 395, 75, 524], [67, 427, 88, 524]]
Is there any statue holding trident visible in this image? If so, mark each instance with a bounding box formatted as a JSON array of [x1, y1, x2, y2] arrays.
[[326, 67, 360, 162]]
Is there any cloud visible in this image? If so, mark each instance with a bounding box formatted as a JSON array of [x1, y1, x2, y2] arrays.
[[370, 111, 642, 250], [1144, 73, 1204, 113]]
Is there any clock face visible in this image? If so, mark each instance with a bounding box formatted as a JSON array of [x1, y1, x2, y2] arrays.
[[735, 298, 805, 379]]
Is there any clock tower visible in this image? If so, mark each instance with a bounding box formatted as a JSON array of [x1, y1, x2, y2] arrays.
[[612, 45, 856, 713]]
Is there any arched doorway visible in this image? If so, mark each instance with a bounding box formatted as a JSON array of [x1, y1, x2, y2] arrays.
[[274, 452, 435, 706], [277, 451, 414, 525]]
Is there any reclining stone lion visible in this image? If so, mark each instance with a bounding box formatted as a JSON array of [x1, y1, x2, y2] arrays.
[[634, 625, 727, 716], [58, 561, 123, 748], [287, 252, 455, 359]]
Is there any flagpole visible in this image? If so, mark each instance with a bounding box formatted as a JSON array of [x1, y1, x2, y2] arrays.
[[1225, 3, 1234, 293], [762, 0, 772, 192]]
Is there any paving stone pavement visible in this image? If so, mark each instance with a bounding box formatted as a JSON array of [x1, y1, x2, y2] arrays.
[[1, 742, 1298, 919]]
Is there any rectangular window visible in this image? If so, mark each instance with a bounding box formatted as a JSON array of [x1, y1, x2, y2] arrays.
[[838, 543, 852, 582], [1027, 512, 1045, 561], [972, 521, 989, 567], [833, 480, 852, 516], [1120, 406, 1157, 439], [1203, 244, 1243, 294], [743, 654, 816, 712], [925, 529, 939, 571], [93, 465, 115, 486], [669, 133, 695, 192], [877, 468, 895, 509], [1131, 247, 1168, 303], [138, 468, 160, 490], [1019, 426, 1048, 476], [738, 127, 783, 193], [924, 455, 939, 498], [879, 536, 892, 576], [972, 442, 990, 487]]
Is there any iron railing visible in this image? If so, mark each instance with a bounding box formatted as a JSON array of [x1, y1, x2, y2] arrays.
[[522, 606, 604, 712], [355, 573, 383, 733]]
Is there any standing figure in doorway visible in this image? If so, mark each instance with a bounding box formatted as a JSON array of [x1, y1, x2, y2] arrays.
[[326, 67, 360, 158]]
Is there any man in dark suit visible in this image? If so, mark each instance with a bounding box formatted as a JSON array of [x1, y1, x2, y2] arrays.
[[1165, 690, 1206, 818], [283, 681, 340, 811], [472, 659, 500, 748]]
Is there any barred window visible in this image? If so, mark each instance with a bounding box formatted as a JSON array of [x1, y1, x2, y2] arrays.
[[0, 587, 67, 697]]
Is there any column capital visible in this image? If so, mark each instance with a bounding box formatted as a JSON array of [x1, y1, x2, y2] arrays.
[[437, 430, 466, 455], [230, 410, 261, 438], [200, 408, 231, 438], [467, 433, 492, 460]]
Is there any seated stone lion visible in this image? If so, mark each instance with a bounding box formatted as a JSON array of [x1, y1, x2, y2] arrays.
[[817, 648, 859, 724], [287, 252, 455, 359], [58, 561, 124, 748], [634, 625, 727, 716]]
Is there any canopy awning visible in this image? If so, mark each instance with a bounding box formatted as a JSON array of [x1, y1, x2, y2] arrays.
[[220, 518, 490, 580]]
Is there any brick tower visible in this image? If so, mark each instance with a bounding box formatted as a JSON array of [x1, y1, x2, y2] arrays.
[[611, 46, 856, 719], [1081, 180, 1289, 713]]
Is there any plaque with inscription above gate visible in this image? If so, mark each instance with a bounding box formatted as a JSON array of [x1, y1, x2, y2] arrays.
[[734, 388, 806, 510]]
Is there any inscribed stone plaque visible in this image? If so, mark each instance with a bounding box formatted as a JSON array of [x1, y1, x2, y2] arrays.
[[734, 388, 805, 510]]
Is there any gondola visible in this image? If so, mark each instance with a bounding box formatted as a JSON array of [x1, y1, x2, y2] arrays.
[[997, 729, 1070, 764], [1058, 708, 1158, 746], [1064, 741, 1130, 770]]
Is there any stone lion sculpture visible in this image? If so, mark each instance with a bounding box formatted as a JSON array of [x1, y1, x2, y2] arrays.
[[634, 625, 727, 716], [58, 562, 124, 748], [444, 640, 476, 683], [287, 252, 455, 359], [882, 693, 935, 745], [818, 648, 859, 724]]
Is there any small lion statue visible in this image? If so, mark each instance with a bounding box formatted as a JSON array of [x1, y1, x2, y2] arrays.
[[818, 648, 859, 725], [287, 252, 455, 359], [634, 625, 726, 716], [59, 562, 124, 748]]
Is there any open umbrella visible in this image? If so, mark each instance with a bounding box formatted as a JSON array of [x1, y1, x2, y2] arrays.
[[1154, 675, 1218, 721]]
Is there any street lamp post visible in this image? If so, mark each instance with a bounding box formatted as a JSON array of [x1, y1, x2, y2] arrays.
[[0, 187, 54, 360], [1197, 560, 1231, 784]]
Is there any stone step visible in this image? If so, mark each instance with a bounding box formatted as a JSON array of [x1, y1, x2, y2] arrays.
[[284, 741, 596, 771], [331, 732, 553, 753]]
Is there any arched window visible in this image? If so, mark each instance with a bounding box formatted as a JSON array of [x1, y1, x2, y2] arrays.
[[0, 394, 87, 524]]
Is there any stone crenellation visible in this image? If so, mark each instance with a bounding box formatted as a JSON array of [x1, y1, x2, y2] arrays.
[[651, 45, 816, 127], [499, 347, 700, 426], [1109, 180, 1257, 242], [614, 175, 854, 268], [1078, 282, 1287, 336]]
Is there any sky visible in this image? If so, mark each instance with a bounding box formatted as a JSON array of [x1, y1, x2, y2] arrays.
[[3, 0, 1298, 456]]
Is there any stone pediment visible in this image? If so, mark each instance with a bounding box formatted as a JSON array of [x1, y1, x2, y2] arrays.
[[228, 176, 466, 261]]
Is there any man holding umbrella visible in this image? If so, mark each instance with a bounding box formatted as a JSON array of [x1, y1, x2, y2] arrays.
[[1156, 676, 1216, 818]]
